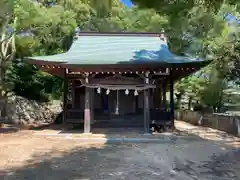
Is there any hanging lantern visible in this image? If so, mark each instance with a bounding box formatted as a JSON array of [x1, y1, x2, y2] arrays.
[[125, 89, 129, 95], [134, 90, 138, 96], [97, 87, 101, 94], [106, 89, 110, 95]]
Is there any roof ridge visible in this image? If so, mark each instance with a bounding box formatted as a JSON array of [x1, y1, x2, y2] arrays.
[[78, 32, 160, 37]]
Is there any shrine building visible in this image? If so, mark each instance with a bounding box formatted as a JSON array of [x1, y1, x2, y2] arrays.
[[25, 29, 210, 134]]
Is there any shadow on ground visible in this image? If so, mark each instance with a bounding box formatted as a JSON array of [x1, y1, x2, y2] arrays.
[[1, 141, 239, 180], [173, 149, 240, 180], [1, 126, 240, 180]]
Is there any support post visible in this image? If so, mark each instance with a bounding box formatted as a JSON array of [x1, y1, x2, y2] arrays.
[[115, 90, 119, 115], [72, 80, 76, 108], [162, 84, 167, 110], [169, 71, 175, 128], [155, 79, 161, 110], [144, 71, 150, 134], [90, 88, 95, 124], [84, 73, 91, 134], [135, 94, 139, 113], [63, 69, 68, 124]]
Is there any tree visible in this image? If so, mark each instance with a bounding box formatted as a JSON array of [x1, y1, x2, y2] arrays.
[[200, 70, 228, 112], [132, 0, 240, 17], [132, 0, 240, 55], [215, 34, 240, 85], [171, 3, 240, 112], [175, 65, 229, 112], [175, 67, 209, 109], [0, 0, 16, 117], [11, 0, 77, 102], [228, 42, 240, 84]]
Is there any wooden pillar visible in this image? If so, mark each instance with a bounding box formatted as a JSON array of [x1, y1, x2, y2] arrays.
[[72, 80, 76, 108], [115, 90, 120, 115], [162, 84, 167, 110], [159, 81, 162, 110], [84, 73, 91, 134], [153, 81, 157, 110], [144, 71, 150, 134], [63, 69, 68, 124], [155, 79, 162, 110], [90, 88, 95, 124], [135, 95, 139, 113], [169, 71, 175, 128]]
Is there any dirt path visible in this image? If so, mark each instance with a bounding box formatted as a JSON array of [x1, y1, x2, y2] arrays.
[[0, 121, 239, 180]]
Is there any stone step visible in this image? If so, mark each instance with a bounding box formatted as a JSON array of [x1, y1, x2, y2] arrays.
[[93, 124, 144, 128], [93, 120, 144, 128]]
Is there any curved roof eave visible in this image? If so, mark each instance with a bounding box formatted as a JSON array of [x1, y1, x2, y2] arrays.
[[25, 32, 210, 67], [25, 53, 68, 64]]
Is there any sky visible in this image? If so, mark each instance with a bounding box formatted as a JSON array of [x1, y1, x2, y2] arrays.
[[120, 0, 134, 7], [225, 14, 240, 24]]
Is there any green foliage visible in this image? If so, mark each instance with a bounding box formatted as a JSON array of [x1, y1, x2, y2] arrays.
[[200, 70, 228, 112], [215, 38, 240, 85], [8, 61, 49, 102], [15, 0, 77, 54], [7, 0, 79, 102], [8, 60, 63, 102], [175, 59, 234, 112], [170, 2, 240, 111], [133, 0, 240, 55]]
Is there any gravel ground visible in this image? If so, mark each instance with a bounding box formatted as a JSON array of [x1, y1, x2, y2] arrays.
[[0, 121, 239, 180]]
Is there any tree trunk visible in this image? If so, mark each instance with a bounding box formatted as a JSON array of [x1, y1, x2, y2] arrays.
[[175, 93, 182, 109], [188, 97, 192, 110], [0, 66, 7, 119], [0, 17, 17, 120]]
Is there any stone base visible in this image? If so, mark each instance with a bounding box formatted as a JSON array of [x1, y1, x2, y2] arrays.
[[83, 133, 92, 135]]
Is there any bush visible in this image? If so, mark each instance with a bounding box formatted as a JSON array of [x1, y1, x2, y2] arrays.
[[8, 60, 62, 102]]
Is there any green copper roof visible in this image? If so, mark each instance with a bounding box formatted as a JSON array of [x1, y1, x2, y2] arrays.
[[26, 33, 205, 65]]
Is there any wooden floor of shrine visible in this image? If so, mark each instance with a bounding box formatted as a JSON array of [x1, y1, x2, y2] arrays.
[[65, 110, 172, 128]]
